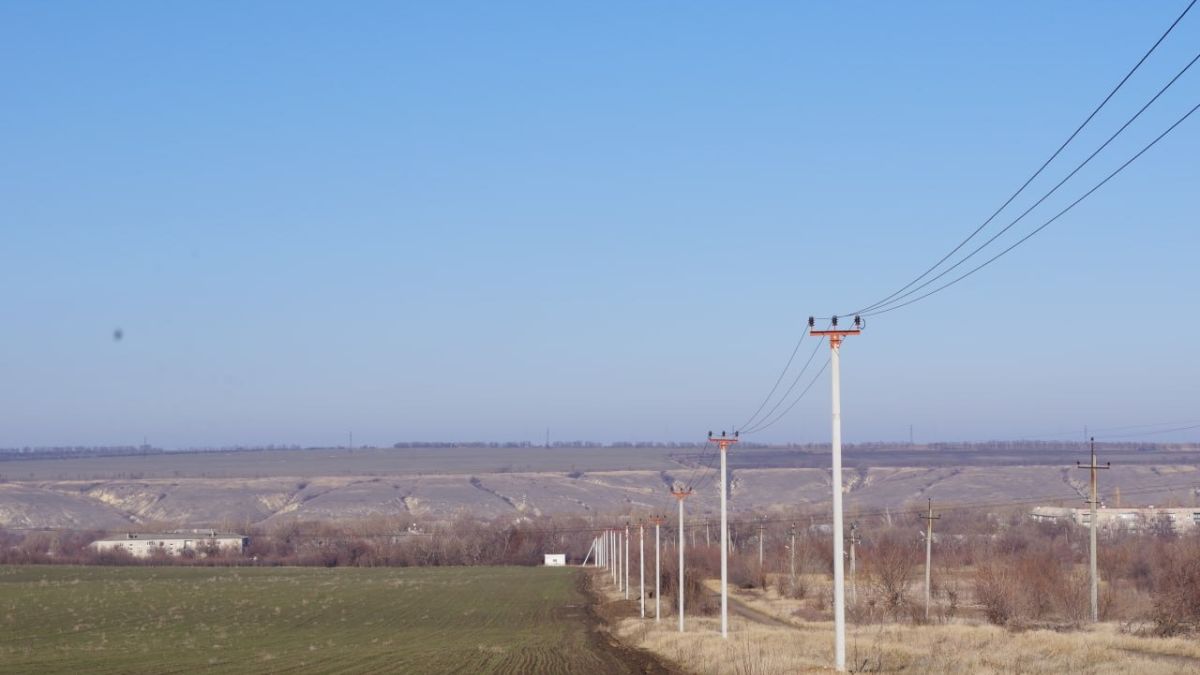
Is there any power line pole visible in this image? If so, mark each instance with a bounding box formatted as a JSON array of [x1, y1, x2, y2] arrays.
[[1077, 436, 1110, 623], [789, 523, 797, 584], [651, 514, 665, 622], [708, 430, 738, 638], [758, 518, 765, 568], [706, 518, 710, 548], [624, 523, 631, 600], [639, 520, 646, 618], [810, 314, 863, 672], [671, 486, 693, 632], [920, 500, 940, 621], [849, 522, 859, 607]]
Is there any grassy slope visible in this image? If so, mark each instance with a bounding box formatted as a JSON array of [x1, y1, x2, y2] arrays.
[[0, 565, 620, 674]]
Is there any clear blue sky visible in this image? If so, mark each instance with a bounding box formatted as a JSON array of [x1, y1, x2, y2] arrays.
[[2, 2, 1197, 448]]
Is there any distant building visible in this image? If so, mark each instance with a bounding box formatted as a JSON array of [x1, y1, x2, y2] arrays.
[[1032, 506, 1200, 531], [90, 532, 248, 558], [543, 553, 566, 566]]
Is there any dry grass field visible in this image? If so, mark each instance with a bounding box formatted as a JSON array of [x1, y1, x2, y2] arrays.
[[596, 574, 1200, 674]]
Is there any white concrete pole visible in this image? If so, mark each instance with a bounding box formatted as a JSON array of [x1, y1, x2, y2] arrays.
[[720, 445, 729, 638], [925, 510, 933, 621], [655, 522, 661, 621], [678, 497, 686, 632], [618, 529, 624, 591], [831, 336, 846, 672], [625, 525, 630, 600], [790, 527, 796, 582], [759, 521, 764, 568], [639, 523, 645, 618]]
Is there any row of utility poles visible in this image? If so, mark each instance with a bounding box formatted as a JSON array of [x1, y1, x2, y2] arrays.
[[590, 314, 1113, 674]]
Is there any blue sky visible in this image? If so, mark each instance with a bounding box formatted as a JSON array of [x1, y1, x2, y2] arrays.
[[2, 2, 1197, 448]]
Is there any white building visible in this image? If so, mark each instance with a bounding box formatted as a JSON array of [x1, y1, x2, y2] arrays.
[[90, 532, 248, 558], [1032, 506, 1200, 531], [543, 553, 566, 566]]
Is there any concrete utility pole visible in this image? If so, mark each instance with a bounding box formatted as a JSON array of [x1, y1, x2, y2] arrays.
[[706, 519, 711, 548], [670, 487, 693, 632], [758, 519, 765, 568], [810, 314, 863, 672], [625, 524, 631, 600], [1077, 437, 1110, 623], [849, 522, 859, 607], [707, 430, 738, 638], [920, 501, 940, 621], [651, 515, 665, 622], [639, 521, 646, 618], [789, 524, 797, 583]]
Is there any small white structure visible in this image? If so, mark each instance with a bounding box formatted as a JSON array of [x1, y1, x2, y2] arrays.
[[1032, 506, 1200, 532], [90, 532, 248, 558], [543, 553, 566, 566]]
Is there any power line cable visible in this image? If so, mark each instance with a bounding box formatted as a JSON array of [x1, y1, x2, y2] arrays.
[[862, 99, 1200, 317], [849, 0, 1198, 317], [737, 330, 809, 432], [739, 337, 826, 435], [859, 50, 1200, 316], [741, 359, 830, 435]]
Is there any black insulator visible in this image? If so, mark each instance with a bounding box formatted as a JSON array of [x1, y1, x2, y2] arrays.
[[831, 315, 838, 327], [854, 315, 862, 328], [808, 316, 815, 328]]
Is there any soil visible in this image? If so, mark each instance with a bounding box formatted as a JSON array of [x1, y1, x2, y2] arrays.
[[579, 569, 687, 674]]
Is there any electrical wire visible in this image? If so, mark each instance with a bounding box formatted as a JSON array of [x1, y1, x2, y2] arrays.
[[859, 50, 1200, 317], [740, 337, 826, 435], [741, 359, 830, 435], [737, 330, 809, 432], [863, 100, 1200, 317], [1096, 423, 1200, 440], [849, 0, 1198, 317]]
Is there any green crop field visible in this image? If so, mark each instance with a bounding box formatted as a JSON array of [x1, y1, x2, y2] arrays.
[[0, 565, 646, 674]]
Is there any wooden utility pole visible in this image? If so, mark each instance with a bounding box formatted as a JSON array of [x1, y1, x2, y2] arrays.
[[810, 315, 863, 672], [707, 431, 738, 638], [920, 499, 940, 621], [1077, 437, 1110, 623], [670, 487, 693, 632]]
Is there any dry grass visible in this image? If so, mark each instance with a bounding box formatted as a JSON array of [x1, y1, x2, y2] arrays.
[[609, 581, 1200, 674]]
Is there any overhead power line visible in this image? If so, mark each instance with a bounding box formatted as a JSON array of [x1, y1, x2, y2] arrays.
[[850, 0, 1198, 317], [861, 50, 1200, 316], [740, 337, 826, 435], [862, 100, 1200, 317], [737, 330, 809, 432], [740, 359, 830, 435]]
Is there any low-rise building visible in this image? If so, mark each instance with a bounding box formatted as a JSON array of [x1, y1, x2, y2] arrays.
[[1032, 506, 1200, 531], [90, 532, 248, 558]]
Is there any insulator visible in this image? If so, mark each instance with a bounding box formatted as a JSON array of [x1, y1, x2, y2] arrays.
[[808, 316, 815, 328], [854, 315, 862, 328], [831, 315, 838, 327]]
